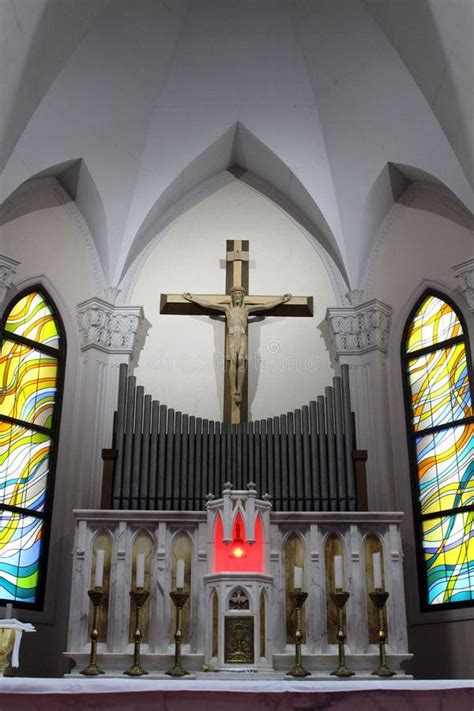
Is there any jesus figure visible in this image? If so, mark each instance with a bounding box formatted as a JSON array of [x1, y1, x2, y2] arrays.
[[183, 287, 291, 405]]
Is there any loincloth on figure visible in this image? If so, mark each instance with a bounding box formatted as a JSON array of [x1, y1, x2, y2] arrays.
[[226, 332, 248, 361]]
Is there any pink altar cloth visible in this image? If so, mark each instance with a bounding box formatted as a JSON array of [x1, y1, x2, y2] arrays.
[[0, 678, 473, 710]]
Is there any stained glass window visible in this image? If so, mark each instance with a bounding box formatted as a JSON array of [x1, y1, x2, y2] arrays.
[[0, 288, 65, 608], [403, 292, 473, 609]]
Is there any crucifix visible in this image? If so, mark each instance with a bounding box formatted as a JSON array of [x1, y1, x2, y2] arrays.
[[160, 240, 313, 424]]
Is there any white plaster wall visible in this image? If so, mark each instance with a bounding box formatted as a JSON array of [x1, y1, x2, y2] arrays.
[[374, 207, 472, 312], [373, 204, 473, 679], [132, 181, 337, 420], [0, 204, 95, 312]]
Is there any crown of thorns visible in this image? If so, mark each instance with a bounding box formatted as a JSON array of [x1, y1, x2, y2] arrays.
[[229, 286, 247, 295]]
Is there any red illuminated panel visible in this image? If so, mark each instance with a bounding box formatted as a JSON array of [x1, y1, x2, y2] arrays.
[[214, 513, 264, 573]]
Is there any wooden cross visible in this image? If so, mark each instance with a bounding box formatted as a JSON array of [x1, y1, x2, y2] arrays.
[[160, 240, 313, 424]]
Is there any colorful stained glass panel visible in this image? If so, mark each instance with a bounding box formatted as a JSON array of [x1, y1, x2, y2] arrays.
[[0, 339, 58, 428], [0, 511, 43, 603], [0, 421, 50, 512], [407, 295, 463, 353], [422, 511, 473, 605], [4, 292, 59, 349], [408, 344, 472, 431], [416, 423, 473, 515]]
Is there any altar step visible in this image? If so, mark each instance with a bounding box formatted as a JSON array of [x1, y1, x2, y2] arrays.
[[65, 652, 412, 677]]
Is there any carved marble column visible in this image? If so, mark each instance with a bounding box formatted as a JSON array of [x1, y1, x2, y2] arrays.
[[0, 254, 20, 309], [453, 258, 474, 313], [75, 297, 143, 508], [326, 299, 395, 510]]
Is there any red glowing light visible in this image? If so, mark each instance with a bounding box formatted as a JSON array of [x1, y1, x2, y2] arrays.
[[214, 512, 263, 572], [229, 520, 247, 559]]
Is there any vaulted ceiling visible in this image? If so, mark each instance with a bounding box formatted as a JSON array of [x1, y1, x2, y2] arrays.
[[1, 0, 472, 289]]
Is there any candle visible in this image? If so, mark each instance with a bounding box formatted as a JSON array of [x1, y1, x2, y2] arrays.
[[294, 566, 303, 590], [94, 549, 105, 588], [373, 552, 383, 590], [334, 555, 343, 589], [176, 559, 185, 589], [5, 603, 13, 619], [136, 553, 145, 589]]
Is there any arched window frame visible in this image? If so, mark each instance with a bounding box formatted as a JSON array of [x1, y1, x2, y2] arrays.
[[0, 285, 66, 610], [401, 289, 474, 612]]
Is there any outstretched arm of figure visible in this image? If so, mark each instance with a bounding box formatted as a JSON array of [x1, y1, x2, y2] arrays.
[[182, 292, 227, 313], [246, 293, 292, 314]]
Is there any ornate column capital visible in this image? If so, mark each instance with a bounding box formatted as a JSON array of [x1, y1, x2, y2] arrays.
[[326, 299, 392, 356], [77, 297, 143, 355], [453, 258, 474, 312], [0, 254, 20, 307]]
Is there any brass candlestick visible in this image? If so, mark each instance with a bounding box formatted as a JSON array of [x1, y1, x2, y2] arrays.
[[80, 587, 108, 676], [166, 588, 190, 677], [124, 588, 150, 676], [330, 589, 354, 677], [287, 589, 311, 678], [369, 589, 395, 677]]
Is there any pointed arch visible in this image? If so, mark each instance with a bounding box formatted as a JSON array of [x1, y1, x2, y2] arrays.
[[0, 285, 66, 609], [363, 171, 473, 298], [0, 175, 106, 295], [170, 530, 193, 643], [283, 532, 306, 644], [118, 122, 349, 302], [364, 532, 386, 644], [324, 532, 345, 644], [402, 289, 474, 609]]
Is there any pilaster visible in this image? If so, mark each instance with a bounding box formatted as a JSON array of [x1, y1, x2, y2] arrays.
[[74, 297, 143, 508], [453, 258, 474, 312], [326, 299, 395, 510], [0, 254, 20, 308]]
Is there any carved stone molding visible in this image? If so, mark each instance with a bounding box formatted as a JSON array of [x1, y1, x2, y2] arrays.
[[0, 254, 20, 306], [77, 297, 143, 354], [326, 299, 392, 356], [453, 258, 474, 311]]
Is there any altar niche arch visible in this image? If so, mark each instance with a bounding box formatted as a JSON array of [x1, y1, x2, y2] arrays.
[[128, 530, 154, 645], [210, 587, 219, 659], [283, 531, 306, 645], [324, 532, 346, 645], [169, 530, 193, 645], [259, 587, 268, 659], [90, 529, 112, 644], [213, 511, 264, 573], [364, 532, 387, 645]]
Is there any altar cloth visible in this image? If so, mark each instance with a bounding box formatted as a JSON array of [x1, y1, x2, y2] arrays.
[[0, 678, 473, 710]]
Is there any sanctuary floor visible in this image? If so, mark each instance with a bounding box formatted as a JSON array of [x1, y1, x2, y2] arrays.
[[0, 678, 473, 710]]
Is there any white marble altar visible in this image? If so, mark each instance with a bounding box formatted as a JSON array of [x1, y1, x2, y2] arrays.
[[65, 487, 412, 677]]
